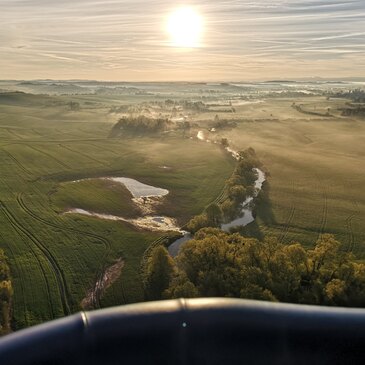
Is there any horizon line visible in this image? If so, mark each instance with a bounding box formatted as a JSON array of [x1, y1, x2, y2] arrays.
[[2, 77, 365, 84]]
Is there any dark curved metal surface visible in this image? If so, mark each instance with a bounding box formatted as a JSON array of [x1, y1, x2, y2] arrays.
[[1, 298, 365, 365]]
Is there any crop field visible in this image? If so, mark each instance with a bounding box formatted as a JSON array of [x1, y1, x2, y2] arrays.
[[0, 84, 364, 329], [180, 93, 364, 257], [0, 91, 235, 328], [218, 97, 365, 255]]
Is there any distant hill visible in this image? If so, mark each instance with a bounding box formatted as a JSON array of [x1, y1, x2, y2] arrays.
[[0, 92, 57, 107], [16, 82, 92, 95]]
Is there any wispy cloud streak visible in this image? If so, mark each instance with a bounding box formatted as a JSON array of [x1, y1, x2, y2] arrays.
[[0, 0, 364, 80]]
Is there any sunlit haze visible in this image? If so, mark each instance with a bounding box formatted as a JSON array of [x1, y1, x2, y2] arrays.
[[0, 0, 364, 81], [167, 7, 203, 48]]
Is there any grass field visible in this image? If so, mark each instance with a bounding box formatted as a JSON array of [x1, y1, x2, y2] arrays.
[[0, 92, 235, 328], [53, 179, 142, 218], [0, 88, 364, 329], [216, 97, 365, 256]]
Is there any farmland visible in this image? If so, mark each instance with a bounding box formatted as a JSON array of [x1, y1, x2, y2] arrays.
[[222, 97, 365, 256], [0, 89, 235, 328], [0, 80, 364, 329]]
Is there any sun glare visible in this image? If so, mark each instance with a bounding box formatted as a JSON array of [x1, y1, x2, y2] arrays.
[[167, 7, 203, 48]]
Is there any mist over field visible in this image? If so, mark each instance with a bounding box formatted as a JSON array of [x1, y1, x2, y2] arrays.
[[0, 78, 364, 331], [0, 0, 364, 338]]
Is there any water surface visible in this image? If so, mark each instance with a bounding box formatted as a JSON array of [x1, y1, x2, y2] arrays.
[[221, 168, 265, 231], [168, 168, 266, 256], [106, 177, 169, 198]]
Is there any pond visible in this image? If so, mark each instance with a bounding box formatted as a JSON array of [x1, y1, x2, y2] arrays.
[[65, 177, 177, 232], [104, 177, 169, 198]]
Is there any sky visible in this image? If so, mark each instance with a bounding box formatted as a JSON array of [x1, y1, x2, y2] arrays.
[[0, 0, 364, 81]]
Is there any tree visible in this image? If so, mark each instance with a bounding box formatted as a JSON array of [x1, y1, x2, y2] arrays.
[[228, 185, 246, 201], [0, 281, 13, 302], [220, 199, 236, 220], [308, 234, 342, 277], [0, 250, 10, 281], [227, 173, 244, 186], [205, 203, 223, 226], [325, 279, 347, 304], [0, 263, 9, 282], [144, 246, 175, 300], [221, 138, 229, 147], [186, 214, 210, 233], [163, 272, 199, 299], [163, 230, 365, 307]]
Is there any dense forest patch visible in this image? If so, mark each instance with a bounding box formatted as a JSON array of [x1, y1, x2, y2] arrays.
[[144, 230, 365, 307]]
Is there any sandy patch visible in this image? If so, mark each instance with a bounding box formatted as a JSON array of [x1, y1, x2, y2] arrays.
[[65, 208, 181, 232], [129, 216, 181, 232], [132, 196, 164, 215]]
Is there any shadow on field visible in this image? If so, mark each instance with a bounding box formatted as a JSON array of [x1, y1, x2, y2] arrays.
[[239, 220, 265, 241], [255, 181, 276, 225]]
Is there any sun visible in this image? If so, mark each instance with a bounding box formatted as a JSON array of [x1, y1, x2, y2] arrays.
[[167, 7, 203, 48]]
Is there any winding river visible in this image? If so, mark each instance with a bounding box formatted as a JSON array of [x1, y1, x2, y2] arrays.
[[221, 168, 265, 231], [168, 167, 266, 257]]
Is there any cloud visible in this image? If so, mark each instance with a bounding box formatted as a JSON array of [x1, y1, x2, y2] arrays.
[[0, 0, 364, 80]]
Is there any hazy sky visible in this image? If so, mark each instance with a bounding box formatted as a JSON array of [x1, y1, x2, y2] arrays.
[[1, 0, 364, 81]]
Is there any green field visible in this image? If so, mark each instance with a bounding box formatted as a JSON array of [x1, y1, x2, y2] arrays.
[[53, 179, 141, 219], [0, 88, 364, 329], [167, 94, 364, 256], [0, 92, 235, 328], [220, 97, 365, 255]]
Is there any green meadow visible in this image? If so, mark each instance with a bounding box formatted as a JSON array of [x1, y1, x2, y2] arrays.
[[220, 97, 365, 256], [0, 92, 234, 328], [0, 90, 364, 329]]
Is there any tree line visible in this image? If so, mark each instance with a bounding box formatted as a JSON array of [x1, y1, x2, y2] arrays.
[[186, 147, 262, 233], [109, 115, 172, 137], [341, 104, 365, 117], [143, 229, 365, 307], [331, 89, 365, 103]]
